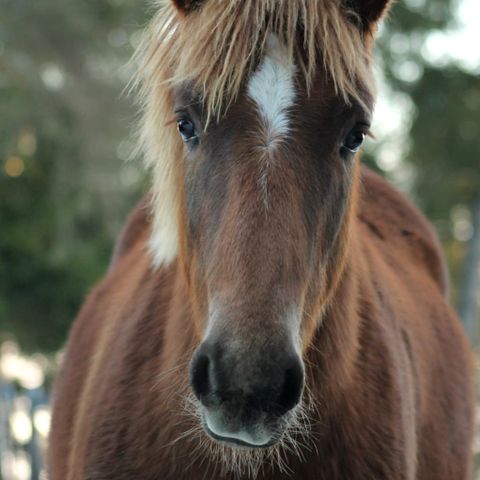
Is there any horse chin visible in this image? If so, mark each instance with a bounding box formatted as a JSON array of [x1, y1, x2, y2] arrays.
[[181, 394, 312, 478]]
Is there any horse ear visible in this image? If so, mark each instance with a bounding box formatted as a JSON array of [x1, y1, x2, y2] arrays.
[[347, 0, 393, 31], [171, 0, 203, 15]]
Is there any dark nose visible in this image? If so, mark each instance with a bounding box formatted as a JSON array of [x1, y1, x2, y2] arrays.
[[189, 340, 304, 416]]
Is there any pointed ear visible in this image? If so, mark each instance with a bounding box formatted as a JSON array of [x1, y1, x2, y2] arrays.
[[171, 0, 204, 15], [347, 0, 393, 31]]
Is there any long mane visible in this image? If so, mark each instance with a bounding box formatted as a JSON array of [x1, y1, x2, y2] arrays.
[[132, 0, 374, 266]]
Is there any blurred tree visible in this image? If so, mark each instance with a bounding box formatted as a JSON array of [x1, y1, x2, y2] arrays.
[[367, 0, 480, 339], [0, 0, 147, 351]]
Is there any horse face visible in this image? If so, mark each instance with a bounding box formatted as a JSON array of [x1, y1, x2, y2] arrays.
[[173, 36, 373, 448]]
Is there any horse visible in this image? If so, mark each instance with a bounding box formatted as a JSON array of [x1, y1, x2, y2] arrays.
[[48, 1, 475, 479]]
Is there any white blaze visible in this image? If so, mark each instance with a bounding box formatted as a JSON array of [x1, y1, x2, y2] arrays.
[[247, 35, 296, 147]]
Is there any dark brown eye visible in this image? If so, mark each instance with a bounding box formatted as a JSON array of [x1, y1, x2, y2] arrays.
[[342, 128, 365, 153], [177, 118, 197, 142]]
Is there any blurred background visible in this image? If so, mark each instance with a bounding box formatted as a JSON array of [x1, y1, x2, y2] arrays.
[[0, 0, 479, 478]]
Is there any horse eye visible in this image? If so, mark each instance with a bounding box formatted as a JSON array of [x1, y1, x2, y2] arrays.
[[177, 118, 197, 142], [342, 128, 366, 154]]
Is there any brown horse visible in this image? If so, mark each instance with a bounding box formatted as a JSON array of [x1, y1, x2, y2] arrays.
[[49, 1, 475, 479]]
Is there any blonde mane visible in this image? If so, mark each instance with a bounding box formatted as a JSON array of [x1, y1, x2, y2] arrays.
[[132, 0, 374, 266]]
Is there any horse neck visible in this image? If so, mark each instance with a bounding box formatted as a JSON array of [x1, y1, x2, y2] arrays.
[[305, 208, 365, 404], [160, 267, 199, 393]]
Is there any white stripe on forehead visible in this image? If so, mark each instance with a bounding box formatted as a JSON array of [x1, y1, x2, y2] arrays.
[[247, 35, 296, 147]]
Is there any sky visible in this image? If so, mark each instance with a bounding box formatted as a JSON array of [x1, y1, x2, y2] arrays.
[[423, 0, 480, 70]]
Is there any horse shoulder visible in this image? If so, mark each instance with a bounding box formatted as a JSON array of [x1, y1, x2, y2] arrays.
[[49, 195, 155, 479], [358, 167, 449, 296], [353, 168, 474, 479]]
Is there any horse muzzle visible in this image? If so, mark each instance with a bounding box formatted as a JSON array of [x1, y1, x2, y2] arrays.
[[189, 336, 304, 448]]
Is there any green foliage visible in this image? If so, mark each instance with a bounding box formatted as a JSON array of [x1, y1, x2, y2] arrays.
[[408, 67, 480, 216], [0, 0, 146, 351]]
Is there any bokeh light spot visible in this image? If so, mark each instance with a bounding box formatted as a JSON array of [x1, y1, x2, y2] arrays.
[[18, 131, 37, 156], [4, 156, 25, 177]]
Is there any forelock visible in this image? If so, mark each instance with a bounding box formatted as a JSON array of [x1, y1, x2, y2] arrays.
[[135, 0, 373, 120]]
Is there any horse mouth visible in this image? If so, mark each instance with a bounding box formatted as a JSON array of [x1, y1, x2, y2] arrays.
[[199, 408, 284, 449], [204, 424, 278, 449]]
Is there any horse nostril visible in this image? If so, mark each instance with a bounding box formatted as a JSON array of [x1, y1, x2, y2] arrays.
[[276, 356, 304, 415], [190, 351, 211, 401], [189, 342, 304, 418]]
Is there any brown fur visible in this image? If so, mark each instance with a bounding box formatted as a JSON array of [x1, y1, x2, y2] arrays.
[[49, 169, 474, 480], [49, 1, 474, 478]]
